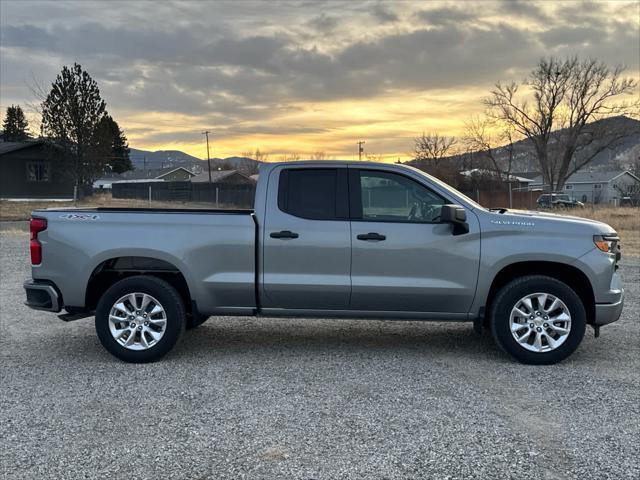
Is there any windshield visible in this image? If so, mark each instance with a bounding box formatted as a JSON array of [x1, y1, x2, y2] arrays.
[[404, 165, 487, 210]]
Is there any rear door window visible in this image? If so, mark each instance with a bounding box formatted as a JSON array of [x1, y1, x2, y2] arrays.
[[278, 168, 348, 220]]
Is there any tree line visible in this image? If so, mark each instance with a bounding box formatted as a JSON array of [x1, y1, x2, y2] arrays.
[[2, 63, 132, 186]]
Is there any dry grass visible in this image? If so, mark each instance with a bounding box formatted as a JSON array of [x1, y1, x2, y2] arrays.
[[0, 193, 229, 221], [569, 206, 640, 256]]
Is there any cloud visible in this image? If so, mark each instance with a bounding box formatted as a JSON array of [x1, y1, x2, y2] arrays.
[[415, 7, 475, 25], [498, 0, 550, 22], [371, 4, 398, 23], [1, 0, 637, 158]]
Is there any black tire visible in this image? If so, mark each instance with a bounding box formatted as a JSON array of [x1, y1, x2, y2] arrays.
[[489, 275, 586, 365], [95, 276, 186, 363], [186, 312, 209, 330]]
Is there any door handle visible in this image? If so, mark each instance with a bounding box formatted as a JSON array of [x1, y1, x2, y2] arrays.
[[270, 230, 299, 239], [357, 232, 386, 241]]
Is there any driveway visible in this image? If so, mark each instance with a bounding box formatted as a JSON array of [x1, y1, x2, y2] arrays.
[[1, 233, 638, 479]]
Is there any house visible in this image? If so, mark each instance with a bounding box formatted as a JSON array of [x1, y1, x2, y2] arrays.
[[190, 169, 255, 185], [96, 166, 196, 189], [117, 166, 196, 182], [461, 169, 536, 189], [0, 140, 76, 200], [529, 170, 640, 204]]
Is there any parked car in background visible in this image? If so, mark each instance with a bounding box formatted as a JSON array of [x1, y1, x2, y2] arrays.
[[24, 161, 623, 365], [537, 193, 585, 209]]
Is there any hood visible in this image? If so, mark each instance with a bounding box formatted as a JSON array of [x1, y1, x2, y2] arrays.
[[486, 209, 616, 234]]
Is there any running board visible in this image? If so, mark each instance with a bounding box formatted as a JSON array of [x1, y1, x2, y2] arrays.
[[58, 311, 93, 322]]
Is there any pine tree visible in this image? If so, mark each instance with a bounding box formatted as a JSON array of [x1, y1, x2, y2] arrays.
[[2, 105, 30, 141], [40, 63, 108, 185], [96, 115, 132, 173]]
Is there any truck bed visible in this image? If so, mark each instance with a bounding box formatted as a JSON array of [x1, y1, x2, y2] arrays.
[[32, 207, 258, 316]]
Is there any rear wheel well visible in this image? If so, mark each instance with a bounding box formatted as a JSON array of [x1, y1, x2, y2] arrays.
[[86, 257, 193, 315], [485, 261, 595, 326]]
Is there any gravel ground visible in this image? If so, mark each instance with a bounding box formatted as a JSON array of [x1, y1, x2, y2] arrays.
[[1, 233, 638, 480]]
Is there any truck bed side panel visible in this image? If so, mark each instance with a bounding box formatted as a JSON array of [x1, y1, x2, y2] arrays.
[[32, 210, 256, 314]]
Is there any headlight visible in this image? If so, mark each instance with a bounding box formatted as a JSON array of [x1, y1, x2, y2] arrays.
[[593, 234, 619, 253]]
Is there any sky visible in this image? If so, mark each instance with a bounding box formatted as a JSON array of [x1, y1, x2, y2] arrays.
[[1, 0, 639, 161]]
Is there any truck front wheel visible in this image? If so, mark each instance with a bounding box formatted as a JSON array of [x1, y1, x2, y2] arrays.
[[95, 276, 186, 363], [489, 275, 586, 365]]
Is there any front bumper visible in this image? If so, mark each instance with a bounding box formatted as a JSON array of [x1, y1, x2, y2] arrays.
[[594, 289, 624, 326], [24, 280, 61, 313]]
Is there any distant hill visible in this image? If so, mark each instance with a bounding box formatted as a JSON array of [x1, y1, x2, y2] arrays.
[[128, 149, 261, 174], [408, 115, 640, 173], [129, 148, 205, 171]]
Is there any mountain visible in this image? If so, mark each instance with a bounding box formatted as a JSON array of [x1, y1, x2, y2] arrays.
[[127, 149, 261, 174], [408, 115, 640, 174], [128, 148, 205, 171]]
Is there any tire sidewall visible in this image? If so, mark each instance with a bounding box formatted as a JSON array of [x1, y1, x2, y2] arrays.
[[491, 276, 586, 365], [95, 276, 185, 363]]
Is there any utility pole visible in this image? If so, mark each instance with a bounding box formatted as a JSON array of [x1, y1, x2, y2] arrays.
[[202, 131, 212, 184], [357, 140, 365, 161]]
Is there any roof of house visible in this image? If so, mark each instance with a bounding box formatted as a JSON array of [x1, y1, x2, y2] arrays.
[[190, 169, 252, 183], [531, 170, 640, 185], [118, 166, 194, 181], [461, 169, 535, 183], [0, 140, 46, 155], [156, 166, 195, 178]]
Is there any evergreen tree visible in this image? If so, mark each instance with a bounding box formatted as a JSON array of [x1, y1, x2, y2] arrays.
[[40, 63, 107, 185], [2, 105, 30, 141], [96, 115, 132, 173]]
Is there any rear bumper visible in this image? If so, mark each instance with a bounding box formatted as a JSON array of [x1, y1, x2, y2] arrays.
[[24, 280, 61, 313], [594, 289, 624, 326]]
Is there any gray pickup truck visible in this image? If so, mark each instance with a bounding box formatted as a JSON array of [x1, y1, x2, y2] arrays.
[[24, 161, 624, 364]]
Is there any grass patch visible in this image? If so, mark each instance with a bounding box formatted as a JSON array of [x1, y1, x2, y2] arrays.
[[567, 206, 640, 256], [0, 193, 237, 221]]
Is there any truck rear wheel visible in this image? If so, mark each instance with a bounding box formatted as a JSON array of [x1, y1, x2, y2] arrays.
[[489, 275, 586, 365], [95, 276, 185, 363]]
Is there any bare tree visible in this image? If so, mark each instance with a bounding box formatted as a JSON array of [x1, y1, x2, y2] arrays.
[[414, 132, 457, 167], [241, 148, 270, 162], [279, 152, 301, 161], [464, 116, 517, 181], [365, 153, 385, 162], [309, 151, 333, 160], [486, 56, 638, 190]]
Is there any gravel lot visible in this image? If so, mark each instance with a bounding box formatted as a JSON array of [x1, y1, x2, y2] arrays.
[[1, 232, 638, 480]]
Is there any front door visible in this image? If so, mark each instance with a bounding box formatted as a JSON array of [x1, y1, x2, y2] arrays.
[[261, 166, 351, 310], [348, 168, 480, 314]]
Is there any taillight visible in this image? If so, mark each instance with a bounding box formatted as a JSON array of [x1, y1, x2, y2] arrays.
[[30, 217, 47, 265]]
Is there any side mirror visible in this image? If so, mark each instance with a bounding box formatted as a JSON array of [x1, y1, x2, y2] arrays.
[[440, 204, 469, 235]]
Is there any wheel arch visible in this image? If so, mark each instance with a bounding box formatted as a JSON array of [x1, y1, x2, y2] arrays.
[[483, 261, 596, 326], [85, 255, 194, 315]]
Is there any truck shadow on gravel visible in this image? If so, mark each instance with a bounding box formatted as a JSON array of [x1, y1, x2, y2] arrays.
[[168, 319, 507, 362]]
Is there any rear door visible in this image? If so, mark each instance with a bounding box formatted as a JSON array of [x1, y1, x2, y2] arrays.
[[348, 168, 480, 314], [261, 166, 351, 310]]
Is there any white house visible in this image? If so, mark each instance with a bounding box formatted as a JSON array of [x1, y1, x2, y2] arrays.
[[529, 170, 640, 204]]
